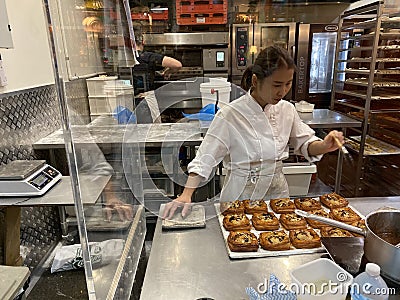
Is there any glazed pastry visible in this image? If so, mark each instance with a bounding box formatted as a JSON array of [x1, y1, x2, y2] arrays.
[[223, 213, 251, 231], [220, 200, 245, 216], [227, 231, 259, 252], [251, 212, 279, 231], [306, 209, 330, 229], [279, 213, 307, 230], [330, 207, 361, 223], [320, 226, 353, 237], [350, 219, 366, 237], [244, 199, 268, 214], [270, 198, 295, 214], [289, 228, 321, 249], [259, 231, 290, 251], [320, 192, 349, 209], [294, 197, 322, 211]]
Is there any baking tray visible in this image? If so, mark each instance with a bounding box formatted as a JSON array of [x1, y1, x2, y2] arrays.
[[215, 200, 365, 259]]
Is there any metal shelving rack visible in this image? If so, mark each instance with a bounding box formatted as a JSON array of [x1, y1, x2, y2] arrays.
[[331, 0, 400, 196]]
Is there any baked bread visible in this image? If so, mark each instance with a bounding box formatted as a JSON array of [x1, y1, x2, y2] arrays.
[[251, 212, 279, 231], [279, 213, 307, 230], [227, 231, 259, 252], [320, 226, 353, 237], [350, 219, 366, 237], [289, 228, 321, 249], [320, 192, 349, 209], [294, 197, 322, 211], [220, 200, 245, 216], [270, 198, 295, 214], [306, 209, 330, 229], [244, 200, 268, 214], [330, 207, 361, 223], [223, 213, 251, 231], [259, 231, 290, 251]]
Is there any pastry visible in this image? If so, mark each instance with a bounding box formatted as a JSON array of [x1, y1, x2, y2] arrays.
[[270, 198, 295, 214], [306, 209, 330, 229], [289, 228, 321, 249], [279, 213, 307, 230], [244, 200, 268, 214], [220, 200, 245, 216], [223, 213, 251, 231], [251, 212, 279, 231], [330, 207, 361, 223], [227, 231, 259, 252], [350, 219, 366, 237], [320, 192, 349, 209], [259, 231, 290, 251], [294, 197, 322, 211], [320, 226, 353, 237]]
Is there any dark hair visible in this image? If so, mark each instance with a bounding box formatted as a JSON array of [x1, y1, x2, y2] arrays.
[[240, 46, 296, 91]]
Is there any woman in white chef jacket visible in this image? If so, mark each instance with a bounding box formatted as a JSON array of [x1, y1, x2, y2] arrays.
[[163, 46, 344, 219]]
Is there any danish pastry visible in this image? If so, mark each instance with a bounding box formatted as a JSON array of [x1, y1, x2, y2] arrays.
[[294, 197, 322, 211], [270, 198, 295, 214], [220, 200, 245, 216], [305, 209, 330, 229], [320, 192, 349, 209], [252, 212, 279, 231], [227, 231, 259, 252], [244, 200, 268, 214], [259, 231, 290, 251], [320, 226, 353, 237], [279, 213, 307, 230], [223, 213, 251, 231], [289, 228, 321, 249], [330, 207, 361, 223]]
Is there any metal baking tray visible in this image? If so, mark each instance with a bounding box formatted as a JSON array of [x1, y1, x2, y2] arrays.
[[345, 135, 400, 156], [215, 201, 365, 259]]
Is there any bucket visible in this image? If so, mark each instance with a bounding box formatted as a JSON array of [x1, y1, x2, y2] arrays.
[[200, 79, 231, 108]]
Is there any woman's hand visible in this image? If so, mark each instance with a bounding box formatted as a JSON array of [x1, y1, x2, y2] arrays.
[[322, 130, 345, 153], [162, 194, 192, 220], [103, 196, 134, 222]]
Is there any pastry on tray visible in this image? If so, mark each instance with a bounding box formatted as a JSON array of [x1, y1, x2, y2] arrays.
[[289, 228, 321, 249], [259, 231, 290, 251], [329, 207, 361, 223], [220, 200, 245, 216], [320, 192, 349, 209], [350, 219, 366, 237], [294, 197, 322, 211], [223, 213, 251, 231], [306, 209, 331, 229], [251, 212, 279, 231], [279, 213, 307, 230], [227, 231, 259, 252], [244, 200, 268, 214], [270, 198, 295, 214], [320, 226, 353, 237]]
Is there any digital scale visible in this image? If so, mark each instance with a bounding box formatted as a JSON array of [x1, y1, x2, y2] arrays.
[[0, 160, 61, 197]]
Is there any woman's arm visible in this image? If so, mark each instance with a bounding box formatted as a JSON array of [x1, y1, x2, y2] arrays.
[[308, 130, 344, 156], [161, 56, 182, 69]]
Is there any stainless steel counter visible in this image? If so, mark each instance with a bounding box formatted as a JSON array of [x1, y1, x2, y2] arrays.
[[140, 197, 400, 300], [298, 109, 361, 129]]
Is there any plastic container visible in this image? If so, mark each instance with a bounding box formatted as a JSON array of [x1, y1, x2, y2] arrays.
[[290, 258, 353, 300], [86, 76, 118, 96], [200, 80, 231, 108], [350, 263, 389, 300], [283, 163, 317, 196], [295, 101, 315, 113]]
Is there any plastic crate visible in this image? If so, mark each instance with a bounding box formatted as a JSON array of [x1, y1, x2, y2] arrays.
[[132, 9, 168, 21], [176, 0, 227, 14], [177, 12, 227, 25]]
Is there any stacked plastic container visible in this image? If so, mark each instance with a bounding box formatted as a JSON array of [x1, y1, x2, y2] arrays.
[[176, 0, 227, 25], [86, 76, 134, 121]]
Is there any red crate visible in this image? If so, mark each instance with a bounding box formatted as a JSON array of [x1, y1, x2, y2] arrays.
[[176, 0, 227, 14], [177, 12, 227, 25], [132, 9, 168, 21]]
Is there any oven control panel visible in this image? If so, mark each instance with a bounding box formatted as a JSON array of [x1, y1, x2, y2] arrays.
[[236, 27, 248, 68]]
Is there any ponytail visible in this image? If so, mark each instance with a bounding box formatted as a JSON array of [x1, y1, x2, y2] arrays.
[[240, 65, 253, 91]]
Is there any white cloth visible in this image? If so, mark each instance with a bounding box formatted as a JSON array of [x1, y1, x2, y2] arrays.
[[187, 92, 322, 201]]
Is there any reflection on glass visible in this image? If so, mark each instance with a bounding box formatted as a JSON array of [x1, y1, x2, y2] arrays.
[[260, 27, 289, 50], [309, 32, 337, 93]]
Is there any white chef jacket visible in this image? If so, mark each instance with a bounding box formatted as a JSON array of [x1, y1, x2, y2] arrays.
[[188, 92, 322, 201]]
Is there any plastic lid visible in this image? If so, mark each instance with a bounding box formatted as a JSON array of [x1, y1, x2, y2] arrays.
[[366, 263, 381, 276]]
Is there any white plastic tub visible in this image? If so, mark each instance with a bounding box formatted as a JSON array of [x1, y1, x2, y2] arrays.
[[86, 76, 118, 96], [200, 79, 231, 108], [290, 258, 353, 300], [283, 163, 317, 196]]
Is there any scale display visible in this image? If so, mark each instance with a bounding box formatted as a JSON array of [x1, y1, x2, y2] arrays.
[[0, 160, 62, 197]]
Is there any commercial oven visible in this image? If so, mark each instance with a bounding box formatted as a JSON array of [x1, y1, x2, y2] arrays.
[[231, 22, 296, 91], [293, 23, 338, 108]]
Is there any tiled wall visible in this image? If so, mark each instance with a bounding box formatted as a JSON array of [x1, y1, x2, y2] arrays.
[[0, 79, 89, 268]]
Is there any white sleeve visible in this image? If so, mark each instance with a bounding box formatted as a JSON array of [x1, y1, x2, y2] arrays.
[[288, 106, 323, 162], [187, 112, 230, 180]]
